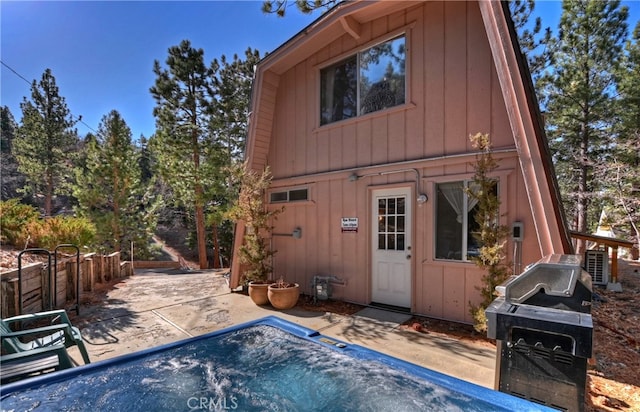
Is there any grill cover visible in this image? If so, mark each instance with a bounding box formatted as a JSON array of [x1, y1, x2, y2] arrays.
[[486, 254, 594, 411], [486, 254, 593, 357]]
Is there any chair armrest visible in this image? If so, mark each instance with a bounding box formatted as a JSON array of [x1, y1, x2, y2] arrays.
[[1, 324, 71, 341], [3, 310, 72, 326]]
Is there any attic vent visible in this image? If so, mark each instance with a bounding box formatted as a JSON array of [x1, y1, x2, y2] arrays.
[[584, 250, 609, 285]]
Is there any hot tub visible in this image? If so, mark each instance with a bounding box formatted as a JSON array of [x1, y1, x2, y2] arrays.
[[1, 316, 552, 411]]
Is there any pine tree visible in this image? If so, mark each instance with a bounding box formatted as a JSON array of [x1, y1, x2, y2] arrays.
[[138, 135, 154, 184], [467, 133, 510, 332], [74, 110, 159, 259], [261, 0, 335, 17], [608, 21, 640, 255], [212, 48, 261, 163], [1, 106, 17, 155], [540, 0, 628, 250], [0, 106, 26, 201], [150, 40, 216, 269], [13, 69, 79, 216], [208, 48, 262, 267], [508, 0, 555, 85]]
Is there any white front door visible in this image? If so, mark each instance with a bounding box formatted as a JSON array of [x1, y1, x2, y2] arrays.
[[371, 187, 412, 308]]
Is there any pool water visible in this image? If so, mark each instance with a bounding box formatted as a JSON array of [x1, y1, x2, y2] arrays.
[[0, 317, 551, 411]]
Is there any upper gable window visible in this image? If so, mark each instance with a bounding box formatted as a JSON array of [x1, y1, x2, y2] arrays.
[[320, 35, 406, 126]]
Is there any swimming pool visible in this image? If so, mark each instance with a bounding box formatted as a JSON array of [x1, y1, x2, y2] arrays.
[[0, 316, 552, 411]]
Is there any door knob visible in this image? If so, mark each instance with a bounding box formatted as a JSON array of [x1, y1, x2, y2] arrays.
[[406, 254, 411, 260]]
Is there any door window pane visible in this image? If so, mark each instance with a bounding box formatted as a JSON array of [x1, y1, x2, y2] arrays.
[[387, 234, 395, 250], [388, 198, 396, 214], [378, 216, 386, 232], [387, 216, 395, 232], [378, 199, 386, 215], [377, 195, 407, 251]]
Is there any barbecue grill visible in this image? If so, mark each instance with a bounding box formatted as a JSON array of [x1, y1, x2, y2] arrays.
[[486, 254, 593, 412]]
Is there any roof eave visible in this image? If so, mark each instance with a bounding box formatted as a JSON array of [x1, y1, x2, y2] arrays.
[[479, 0, 573, 255]]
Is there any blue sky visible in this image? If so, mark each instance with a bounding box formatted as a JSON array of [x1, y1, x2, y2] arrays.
[[1, 1, 322, 139], [1, 1, 639, 140]]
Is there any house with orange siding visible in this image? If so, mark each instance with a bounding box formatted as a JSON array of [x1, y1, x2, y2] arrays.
[[230, 0, 572, 324]]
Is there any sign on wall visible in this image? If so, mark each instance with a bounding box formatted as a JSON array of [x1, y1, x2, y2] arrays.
[[341, 217, 358, 233]]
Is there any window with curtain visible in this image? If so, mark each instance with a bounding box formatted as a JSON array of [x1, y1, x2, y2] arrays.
[[320, 35, 405, 126], [435, 180, 497, 261]]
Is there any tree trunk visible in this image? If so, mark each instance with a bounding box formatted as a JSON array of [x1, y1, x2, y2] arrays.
[[576, 109, 590, 254], [195, 200, 208, 269], [212, 224, 220, 269], [192, 123, 208, 270], [113, 168, 121, 252], [45, 171, 53, 217]]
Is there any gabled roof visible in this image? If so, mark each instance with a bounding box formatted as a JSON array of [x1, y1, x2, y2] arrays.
[[232, 0, 572, 288], [244, 0, 422, 172]]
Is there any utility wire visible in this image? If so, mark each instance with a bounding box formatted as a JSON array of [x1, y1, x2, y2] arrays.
[[1, 59, 97, 133], [1, 60, 32, 85]]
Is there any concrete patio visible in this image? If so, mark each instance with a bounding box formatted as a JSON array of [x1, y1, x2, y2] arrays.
[[68, 268, 496, 389]]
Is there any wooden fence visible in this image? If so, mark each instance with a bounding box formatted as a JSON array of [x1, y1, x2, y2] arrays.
[[0, 252, 133, 318]]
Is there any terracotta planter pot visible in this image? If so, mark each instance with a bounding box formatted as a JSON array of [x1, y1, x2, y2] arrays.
[[268, 283, 300, 310], [248, 281, 272, 306]]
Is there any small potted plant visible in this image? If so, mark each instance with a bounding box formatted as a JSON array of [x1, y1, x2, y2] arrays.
[[227, 162, 283, 305], [241, 229, 275, 305], [268, 277, 300, 310]]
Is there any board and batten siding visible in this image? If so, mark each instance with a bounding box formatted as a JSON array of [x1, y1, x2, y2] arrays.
[[262, 1, 540, 323]]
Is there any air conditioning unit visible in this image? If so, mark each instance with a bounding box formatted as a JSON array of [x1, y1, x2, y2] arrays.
[[584, 250, 609, 285]]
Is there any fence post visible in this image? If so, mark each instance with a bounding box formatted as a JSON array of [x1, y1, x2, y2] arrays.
[[65, 260, 77, 301], [114, 252, 121, 279], [1, 277, 19, 318], [82, 254, 95, 291], [97, 255, 105, 283]]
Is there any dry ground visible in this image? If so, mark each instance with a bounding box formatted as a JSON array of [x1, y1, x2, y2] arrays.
[[585, 259, 640, 411]]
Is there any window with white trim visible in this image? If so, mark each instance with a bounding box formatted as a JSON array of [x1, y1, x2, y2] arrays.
[[435, 180, 498, 261], [320, 35, 406, 125], [270, 188, 309, 203]]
